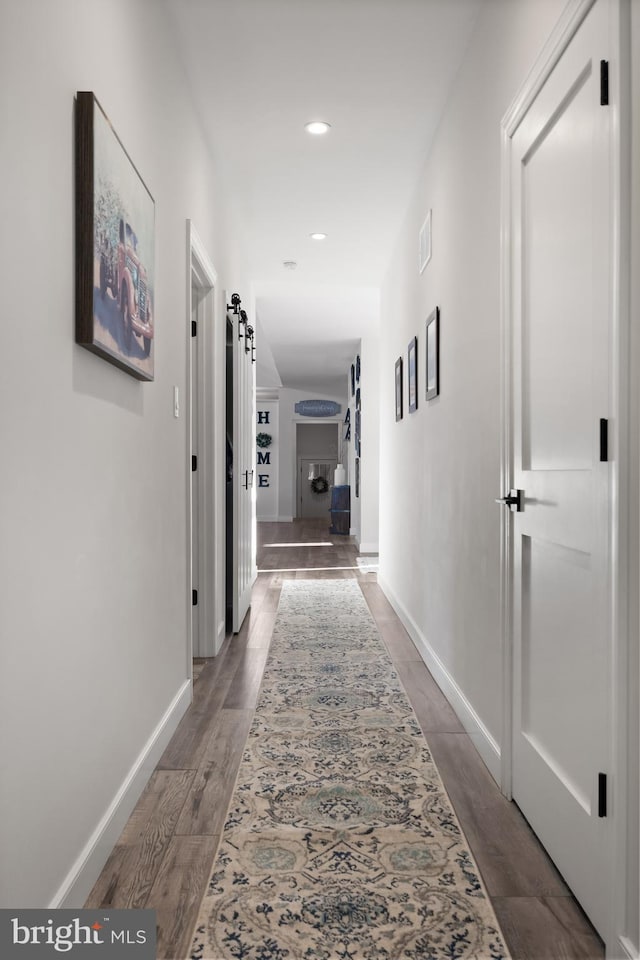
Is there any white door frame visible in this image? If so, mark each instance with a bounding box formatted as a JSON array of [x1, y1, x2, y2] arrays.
[[499, 0, 630, 953], [292, 418, 342, 518], [228, 291, 256, 633], [187, 222, 220, 663]]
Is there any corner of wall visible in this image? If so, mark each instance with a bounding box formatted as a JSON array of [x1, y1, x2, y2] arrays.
[[378, 575, 501, 784]]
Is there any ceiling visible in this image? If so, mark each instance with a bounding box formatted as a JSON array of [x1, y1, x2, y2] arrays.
[[165, 0, 481, 393]]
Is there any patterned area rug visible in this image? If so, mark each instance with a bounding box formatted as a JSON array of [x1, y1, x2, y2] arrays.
[[190, 580, 510, 960]]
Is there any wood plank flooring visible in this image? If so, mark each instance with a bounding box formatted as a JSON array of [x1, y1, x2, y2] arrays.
[[85, 519, 604, 959]]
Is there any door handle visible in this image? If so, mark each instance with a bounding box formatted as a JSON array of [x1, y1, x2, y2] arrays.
[[495, 489, 524, 512], [242, 470, 249, 489]]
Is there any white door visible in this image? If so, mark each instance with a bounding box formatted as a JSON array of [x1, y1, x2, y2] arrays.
[[508, 0, 613, 939], [298, 458, 337, 518], [230, 300, 255, 632]]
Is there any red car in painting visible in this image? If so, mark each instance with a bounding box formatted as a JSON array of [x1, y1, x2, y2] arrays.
[[99, 218, 153, 356]]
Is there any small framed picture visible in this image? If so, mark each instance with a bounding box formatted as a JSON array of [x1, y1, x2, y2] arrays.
[[425, 307, 440, 400], [408, 336, 418, 413], [395, 357, 403, 421], [419, 209, 432, 274], [350, 363, 355, 396], [355, 457, 360, 498]]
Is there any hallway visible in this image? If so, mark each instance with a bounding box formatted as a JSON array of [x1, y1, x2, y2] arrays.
[[86, 521, 603, 959]]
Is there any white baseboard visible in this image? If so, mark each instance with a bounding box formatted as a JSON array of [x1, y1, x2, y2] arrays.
[[618, 937, 640, 959], [358, 542, 379, 554], [378, 575, 501, 784], [277, 515, 293, 522], [51, 679, 193, 908], [216, 618, 226, 653], [257, 515, 280, 521]]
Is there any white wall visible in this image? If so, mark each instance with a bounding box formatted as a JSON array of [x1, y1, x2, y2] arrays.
[[378, 0, 567, 805], [359, 336, 380, 553], [0, 0, 252, 907], [379, 0, 640, 948], [276, 388, 346, 521]]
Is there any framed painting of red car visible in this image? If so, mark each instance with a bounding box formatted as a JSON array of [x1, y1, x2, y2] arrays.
[[75, 92, 155, 380]]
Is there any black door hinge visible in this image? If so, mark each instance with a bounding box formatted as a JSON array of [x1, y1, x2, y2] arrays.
[[191, 319, 197, 337], [598, 773, 607, 817], [600, 419, 608, 462], [192, 454, 197, 471], [192, 589, 198, 606], [600, 60, 609, 105]]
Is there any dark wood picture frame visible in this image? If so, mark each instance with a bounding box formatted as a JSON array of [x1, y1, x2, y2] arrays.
[[408, 336, 418, 413], [425, 306, 440, 400], [75, 91, 155, 381], [395, 356, 403, 421], [355, 457, 360, 498]]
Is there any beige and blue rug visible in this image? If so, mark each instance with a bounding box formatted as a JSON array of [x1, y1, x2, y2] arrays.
[[190, 580, 510, 960]]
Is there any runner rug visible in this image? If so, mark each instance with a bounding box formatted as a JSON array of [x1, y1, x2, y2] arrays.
[[190, 579, 510, 960]]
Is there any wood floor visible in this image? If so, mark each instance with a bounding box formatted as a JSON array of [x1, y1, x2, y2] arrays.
[[86, 519, 604, 959]]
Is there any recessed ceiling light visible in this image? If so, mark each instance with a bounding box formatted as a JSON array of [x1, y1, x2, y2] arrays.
[[283, 260, 297, 270], [310, 233, 327, 240], [305, 121, 331, 135]]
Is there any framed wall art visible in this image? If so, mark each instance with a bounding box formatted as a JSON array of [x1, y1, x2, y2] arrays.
[[425, 306, 440, 400], [75, 91, 155, 380], [419, 209, 432, 274], [395, 356, 403, 421], [408, 336, 418, 413]]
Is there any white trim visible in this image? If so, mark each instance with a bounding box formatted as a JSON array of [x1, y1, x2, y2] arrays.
[[610, 0, 632, 952], [188, 222, 220, 658], [619, 938, 640, 960], [217, 618, 226, 646], [502, 0, 597, 138], [51, 680, 192, 908], [378, 575, 501, 783], [277, 515, 294, 523], [256, 387, 280, 401], [499, 1, 628, 951]]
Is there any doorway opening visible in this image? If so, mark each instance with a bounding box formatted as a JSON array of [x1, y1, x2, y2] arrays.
[[188, 223, 219, 666], [295, 422, 340, 520]]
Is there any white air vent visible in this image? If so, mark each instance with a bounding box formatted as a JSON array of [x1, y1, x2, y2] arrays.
[[418, 209, 432, 274]]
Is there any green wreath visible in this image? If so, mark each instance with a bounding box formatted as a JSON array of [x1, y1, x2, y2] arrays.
[[256, 432, 273, 448], [311, 476, 329, 495]]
